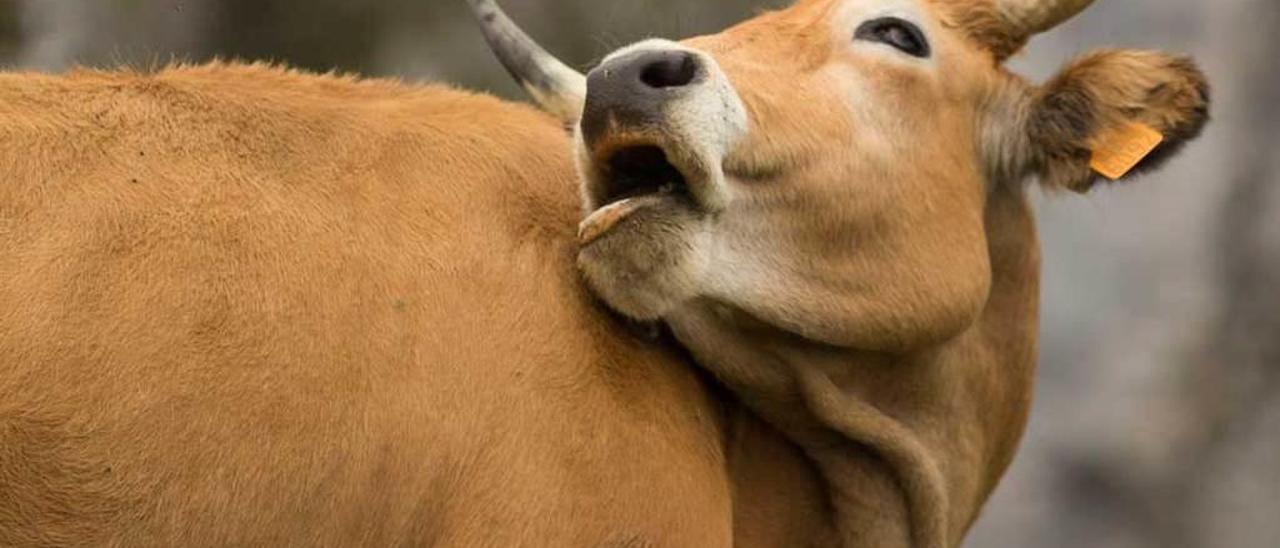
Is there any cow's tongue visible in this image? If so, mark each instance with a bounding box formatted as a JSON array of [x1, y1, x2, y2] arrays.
[[578, 193, 670, 246]]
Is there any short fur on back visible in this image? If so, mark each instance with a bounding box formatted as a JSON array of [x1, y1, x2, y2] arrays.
[[0, 63, 737, 546]]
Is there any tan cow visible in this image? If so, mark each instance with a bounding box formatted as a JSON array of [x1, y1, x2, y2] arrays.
[[0, 1, 1207, 547], [473, 0, 1208, 546]]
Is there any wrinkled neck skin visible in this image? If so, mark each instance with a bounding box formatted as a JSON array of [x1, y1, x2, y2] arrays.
[[670, 182, 1041, 548]]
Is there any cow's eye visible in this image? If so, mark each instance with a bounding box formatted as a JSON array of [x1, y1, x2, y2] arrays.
[[855, 18, 930, 58]]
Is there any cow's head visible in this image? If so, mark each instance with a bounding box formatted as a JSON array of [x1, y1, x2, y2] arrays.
[[472, 2, 1207, 541], [470, 0, 1208, 350]]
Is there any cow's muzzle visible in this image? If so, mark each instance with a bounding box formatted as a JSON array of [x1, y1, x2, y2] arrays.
[[576, 40, 748, 246]]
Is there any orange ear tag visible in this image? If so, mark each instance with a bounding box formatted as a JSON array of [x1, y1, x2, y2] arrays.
[[1089, 121, 1165, 180]]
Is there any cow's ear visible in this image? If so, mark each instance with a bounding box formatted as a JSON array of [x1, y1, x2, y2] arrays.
[[1025, 49, 1209, 192]]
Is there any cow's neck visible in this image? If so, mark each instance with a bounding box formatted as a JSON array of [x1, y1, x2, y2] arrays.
[[668, 185, 1041, 548]]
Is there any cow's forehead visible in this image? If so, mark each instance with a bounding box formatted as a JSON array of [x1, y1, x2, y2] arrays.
[[833, 0, 930, 15], [790, 0, 951, 17], [770, 0, 1017, 61], [692, 0, 983, 67], [753, 0, 985, 45], [786, 0, 1004, 31]]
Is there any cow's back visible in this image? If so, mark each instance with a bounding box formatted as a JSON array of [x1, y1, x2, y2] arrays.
[[0, 64, 731, 547]]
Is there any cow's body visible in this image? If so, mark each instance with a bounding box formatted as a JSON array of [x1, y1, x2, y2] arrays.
[[0, 64, 735, 546]]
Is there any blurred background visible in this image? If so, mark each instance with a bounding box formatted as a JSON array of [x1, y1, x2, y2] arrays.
[[0, 0, 1273, 546]]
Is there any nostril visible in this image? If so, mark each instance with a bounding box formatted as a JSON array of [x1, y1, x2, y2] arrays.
[[638, 52, 700, 89]]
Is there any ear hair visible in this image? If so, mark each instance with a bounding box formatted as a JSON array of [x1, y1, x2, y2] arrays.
[[1025, 49, 1210, 192]]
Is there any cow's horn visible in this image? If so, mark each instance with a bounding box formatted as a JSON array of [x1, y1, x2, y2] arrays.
[[465, 0, 586, 124], [998, 0, 1096, 36]]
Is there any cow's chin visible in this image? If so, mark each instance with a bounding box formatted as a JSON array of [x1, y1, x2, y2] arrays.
[[576, 194, 712, 321]]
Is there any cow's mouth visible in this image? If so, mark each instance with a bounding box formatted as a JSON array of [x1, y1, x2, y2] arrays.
[[602, 145, 690, 205], [578, 144, 697, 245]]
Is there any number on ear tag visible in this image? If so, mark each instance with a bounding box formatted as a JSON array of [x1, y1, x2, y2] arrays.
[[1090, 121, 1165, 180]]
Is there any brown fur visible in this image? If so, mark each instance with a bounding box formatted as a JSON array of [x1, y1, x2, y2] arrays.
[[570, 1, 1211, 547], [937, 0, 1030, 60], [0, 63, 736, 546], [1026, 49, 1210, 191]]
